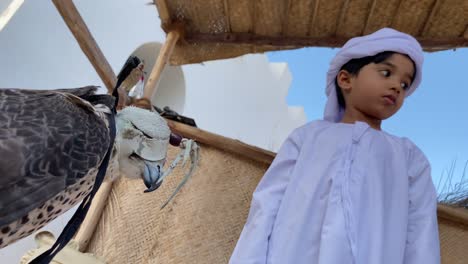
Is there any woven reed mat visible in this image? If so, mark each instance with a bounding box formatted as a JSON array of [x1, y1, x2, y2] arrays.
[[439, 217, 468, 264], [86, 143, 268, 263], [86, 142, 467, 263]]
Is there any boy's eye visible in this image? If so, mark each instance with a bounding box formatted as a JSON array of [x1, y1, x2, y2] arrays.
[[401, 82, 410, 90], [380, 70, 390, 77]]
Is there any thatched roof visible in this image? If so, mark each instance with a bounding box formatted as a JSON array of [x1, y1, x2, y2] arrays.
[[154, 0, 468, 65]]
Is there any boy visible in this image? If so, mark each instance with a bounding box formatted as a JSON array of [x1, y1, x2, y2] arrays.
[[229, 28, 440, 264]]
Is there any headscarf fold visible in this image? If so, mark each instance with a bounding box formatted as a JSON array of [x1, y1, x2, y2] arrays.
[[323, 28, 424, 122]]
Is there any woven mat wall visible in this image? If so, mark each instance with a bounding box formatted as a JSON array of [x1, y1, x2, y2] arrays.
[[86, 143, 268, 263], [439, 218, 468, 264], [86, 143, 467, 263]]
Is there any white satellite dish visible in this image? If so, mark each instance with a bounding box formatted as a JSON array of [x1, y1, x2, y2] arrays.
[[129, 42, 186, 114]]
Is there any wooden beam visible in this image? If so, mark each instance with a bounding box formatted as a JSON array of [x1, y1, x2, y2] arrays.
[[52, 0, 116, 93], [74, 181, 113, 252], [166, 119, 275, 165], [185, 32, 468, 50], [189, 32, 347, 47], [437, 204, 468, 227], [143, 29, 180, 100]]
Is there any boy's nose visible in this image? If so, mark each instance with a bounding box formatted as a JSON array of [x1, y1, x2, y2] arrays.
[[390, 86, 401, 94], [390, 80, 403, 94]]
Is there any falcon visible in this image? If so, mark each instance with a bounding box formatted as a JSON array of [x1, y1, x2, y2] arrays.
[[0, 86, 169, 249]]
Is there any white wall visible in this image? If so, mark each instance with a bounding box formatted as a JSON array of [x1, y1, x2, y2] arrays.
[[183, 55, 306, 151], [0, 0, 306, 262]]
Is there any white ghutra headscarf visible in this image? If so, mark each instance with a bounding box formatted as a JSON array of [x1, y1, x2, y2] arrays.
[[323, 28, 424, 122]]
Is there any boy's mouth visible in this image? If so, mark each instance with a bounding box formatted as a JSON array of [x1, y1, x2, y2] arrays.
[[383, 94, 396, 105]]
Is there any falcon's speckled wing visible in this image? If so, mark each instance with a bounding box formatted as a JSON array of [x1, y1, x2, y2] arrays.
[[0, 86, 112, 227]]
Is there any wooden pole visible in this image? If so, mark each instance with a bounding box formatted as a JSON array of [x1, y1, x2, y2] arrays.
[[52, 0, 117, 93], [73, 181, 113, 252], [437, 204, 468, 227], [143, 30, 181, 100], [184, 32, 468, 51], [52, 0, 117, 252], [166, 119, 276, 165]]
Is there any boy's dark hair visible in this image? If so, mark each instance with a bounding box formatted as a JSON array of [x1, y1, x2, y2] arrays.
[[335, 51, 416, 109]]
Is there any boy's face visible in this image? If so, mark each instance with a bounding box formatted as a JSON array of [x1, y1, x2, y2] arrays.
[[340, 54, 415, 120]]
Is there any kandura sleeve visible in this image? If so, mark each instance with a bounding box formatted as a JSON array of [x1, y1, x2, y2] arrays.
[[229, 128, 303, 264], [403, 143, 441, 264]]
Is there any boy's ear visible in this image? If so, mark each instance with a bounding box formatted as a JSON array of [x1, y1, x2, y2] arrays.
[[336, 70, 353, 92]]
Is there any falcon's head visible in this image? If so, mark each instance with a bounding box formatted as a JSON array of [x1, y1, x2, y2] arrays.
[[115, 106, 170, 192]]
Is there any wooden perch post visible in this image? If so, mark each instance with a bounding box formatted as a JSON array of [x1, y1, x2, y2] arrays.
[[52, 0, 117, 93], [143, 29, 181, 100], [73, 181, 113, 251], [166, 119, 276, 165], [52, 0, 116, 252]]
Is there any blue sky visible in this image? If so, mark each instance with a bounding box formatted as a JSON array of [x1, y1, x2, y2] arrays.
[[267, 48, 468, 194]]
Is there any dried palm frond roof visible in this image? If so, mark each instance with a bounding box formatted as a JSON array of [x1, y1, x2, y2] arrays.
[[154, 0, 468, 65]]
